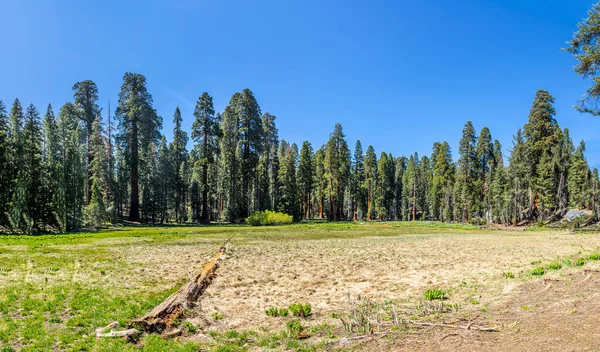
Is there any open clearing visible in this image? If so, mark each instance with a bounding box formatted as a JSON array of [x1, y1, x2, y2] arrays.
[[2, 222, 600, 351]]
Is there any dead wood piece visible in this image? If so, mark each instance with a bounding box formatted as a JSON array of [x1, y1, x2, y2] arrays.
[[131, 246, 227, 333], [408, 320, 498, 332]]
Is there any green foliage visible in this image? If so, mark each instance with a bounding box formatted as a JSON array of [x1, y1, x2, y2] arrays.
[[288, 303, 312, 318], [424, 289, 446, 300], [503, 271, 515, 279], [530, 267, 545, 276], [265, 306, 288, 317], [576, 257, 586, 267], [547, 262, 562, 270], [286, 320, 303, 334], [588, 253, 600, 261], [211, 312, 224, 320], [246, 210, 293, 226]]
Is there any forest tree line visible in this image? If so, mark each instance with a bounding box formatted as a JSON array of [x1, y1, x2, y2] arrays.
[[0, 73, 597, 233]]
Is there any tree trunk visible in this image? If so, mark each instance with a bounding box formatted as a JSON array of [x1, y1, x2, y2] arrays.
[[201, 163, 210, 224], [132, 246, 226, 334]]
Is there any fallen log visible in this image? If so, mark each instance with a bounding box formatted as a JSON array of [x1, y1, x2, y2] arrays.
[[130, 245, 227, 334]]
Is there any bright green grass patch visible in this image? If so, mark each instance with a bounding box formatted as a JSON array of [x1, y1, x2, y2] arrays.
[[424, 289, 446, 300], [547, 262, 562, 270], [530, 267, 545, 276]]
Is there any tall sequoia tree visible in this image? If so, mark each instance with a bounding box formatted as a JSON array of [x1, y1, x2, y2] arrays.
[[192, 92, 220, 224], [237, 89, 263, 217], [115, 73, 161, 222]]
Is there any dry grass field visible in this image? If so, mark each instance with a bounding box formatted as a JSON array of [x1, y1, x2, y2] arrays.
[[1, 222, 600, 351]]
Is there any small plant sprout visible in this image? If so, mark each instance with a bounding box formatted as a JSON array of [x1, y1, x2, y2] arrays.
[[424, 289, 446, 300], [211, 312, 224, 320], [547, 262, 562, 270], [503, 271, 515, 279], [288, 303, 312, 318], [530, 267, 545, 276]]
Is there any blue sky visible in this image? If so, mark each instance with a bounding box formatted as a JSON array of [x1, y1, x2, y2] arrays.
[[0, 0, 598, 166]]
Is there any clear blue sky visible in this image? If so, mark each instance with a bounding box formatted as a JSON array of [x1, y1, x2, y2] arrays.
[[1, 0, 598, 166]]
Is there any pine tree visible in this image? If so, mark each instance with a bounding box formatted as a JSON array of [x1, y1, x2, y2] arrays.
[[115, 73, 161, 222], [192, 93, 220, 224], [257, 113, 278, 211], [351, 140, 366, 220], [42, 104, 60, 229], [508, 129, 528, 225], [0, 101, 11, 228], [456, 121, 478, 222], [220, 96, 242, 222], [523, 90, 559, 217], [298, 141, 314, 219], [16, 104, 44, 233], [419, 155, 432, 220], [567, 3, 600, 115], [394, 157, 406, 220], [72, 80, 100, 204], [170, 107, 189, 223], [431, 142, 453, 221], [278, 141, 300, 220], [535, 150, 556, 218], [324, 124, 351, 221], [84, 117, 107, 227], [313, 147, 327, 219], [157, 136, 171, 223], [475, 126, 493, 217], [364, 145, 377, 220], [403, 154, 419, 221], [568, 140, 590, 209]]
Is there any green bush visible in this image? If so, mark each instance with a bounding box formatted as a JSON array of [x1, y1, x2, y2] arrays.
[[246, 210, 293, 226], [576, 257, 586, 266], [288, 303, 312, 318], [588, 253, 600, 261], [548, 262, 562, 270], [424, 289, 446, 300], [530, 267, 545, 276]]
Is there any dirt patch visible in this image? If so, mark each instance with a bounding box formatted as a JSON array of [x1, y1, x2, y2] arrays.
[[360, 269, 600, 351]]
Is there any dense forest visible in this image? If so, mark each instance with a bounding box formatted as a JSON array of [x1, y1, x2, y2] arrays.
[[0, 76, 597, 234], [3, 2, 600, 234]]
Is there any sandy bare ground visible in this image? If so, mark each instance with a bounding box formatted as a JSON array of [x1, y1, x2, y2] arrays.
[[176, 229, 600, 350]]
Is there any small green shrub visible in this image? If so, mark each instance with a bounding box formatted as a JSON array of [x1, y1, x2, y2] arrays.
[[265, 306, 289, 317], [548, 262, 562, 270], [246, 210, 293, 226], [184, 321, 198, 332], [576, 257, 586, 266], [424, 289, 446, 300], [530, 267, 545, 276], [212, 312, 224, 320], [588, 253, 600, 261], [503, 271, 515, 279], [286, 320, 303, 334], [289, 303, 312, 318]]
